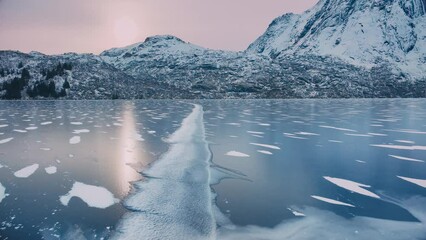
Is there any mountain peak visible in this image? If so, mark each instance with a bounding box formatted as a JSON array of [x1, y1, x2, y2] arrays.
[[143, 35, 185, 44], [247, 0, 426, 78]]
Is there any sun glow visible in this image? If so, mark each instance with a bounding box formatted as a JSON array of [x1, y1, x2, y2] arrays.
[[113, 16, 139, 46]]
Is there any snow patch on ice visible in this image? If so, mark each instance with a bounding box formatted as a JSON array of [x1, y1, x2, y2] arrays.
[[69, 136, 81, 144], [0, 182, 6, 203], [0, 138, 13, 144], [45, 166, 57, 175], [311, 195, 355, 207], [389, 155, 424, 163], [397, 176, 426, 188], [250, 143, 281, 150], [72, 129, 90, 134], [319, 125, 357, 132], [287, 208, 305, 217], [59, 182, 118, 209], [324, 176, 380, 199], [371, 144, 426, 151], [257, 150, 273, 155], [14, 164, 39, 178], [226, 151, 250, 158]]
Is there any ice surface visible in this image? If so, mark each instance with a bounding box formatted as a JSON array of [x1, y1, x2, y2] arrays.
[[226, 151, 250, 158], [324, 176, 380, 199], [113, 105, 215, 240], [69, 136, 81, 144], [59, 182, 118, 209], [250, 143, 281, 150], [389, 155, 424, 163], [45, 166, 57, 175], [398, 176, 426, 188], [0, 182, 6, 203], [14, 164, 39, 178], [218, 197, 426, 240], [0, 137, 13, 144], [311, 195, 355, 207]]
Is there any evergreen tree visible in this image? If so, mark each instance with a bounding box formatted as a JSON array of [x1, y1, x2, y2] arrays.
[[63, 79, 70, 89], [21, 68, 30, 81]]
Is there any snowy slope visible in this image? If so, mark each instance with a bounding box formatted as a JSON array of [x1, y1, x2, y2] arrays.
[[248, 0, 426, 79]]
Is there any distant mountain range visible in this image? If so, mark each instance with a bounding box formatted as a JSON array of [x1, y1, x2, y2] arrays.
[[1, 0, 425, 99]]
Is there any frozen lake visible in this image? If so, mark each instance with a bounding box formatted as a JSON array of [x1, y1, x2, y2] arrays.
[[0, 99, 425, 239]]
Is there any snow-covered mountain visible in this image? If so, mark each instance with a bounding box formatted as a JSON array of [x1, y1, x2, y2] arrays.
[[248, 0, 426, 79], [0, 0, 425, 99]]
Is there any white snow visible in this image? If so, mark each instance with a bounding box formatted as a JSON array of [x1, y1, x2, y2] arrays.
[[287, 208, 305, 217], [133, 133, 144, 141], [344, 133, 372, 137], [45, 166, 57, 175], [389, 155, 424, 163], [0, 182, 6, 203], [60, 182, 118, 209], [25, 126, 38, 130], [296, 132, 319, 136], [397, 176, 426, 188], [70, 122, 82, 125], [250, 143, 281, 150], [324, 176, 380, 199], [311, 195, 355, 207], [72, 129, 90, 134], [0, 138, 13, 144], [14, 164, 39, 178], [69, 136, 81, 144], [0, 124, 8, 128], [395, 140, 416, 144], [257, 150, 273, 155], [226, 151, 250, 158], [40, 121, 52, 125], [13, 129, 27, 133], [247, 131, 264, 135], [319, 125, 357, 132], [371, 144, 426, 151]]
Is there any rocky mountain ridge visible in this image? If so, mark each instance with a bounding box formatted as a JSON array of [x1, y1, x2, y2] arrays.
[[0, 0, 425, 99]]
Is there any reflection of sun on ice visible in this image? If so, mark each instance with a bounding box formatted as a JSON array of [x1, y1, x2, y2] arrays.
[[114, 17, 139, 46]]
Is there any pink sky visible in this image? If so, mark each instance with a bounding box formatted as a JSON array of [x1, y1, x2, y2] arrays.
[[0, 0, 318, 54]]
